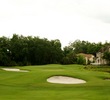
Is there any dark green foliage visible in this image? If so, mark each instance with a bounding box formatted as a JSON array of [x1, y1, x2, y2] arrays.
[[77, 55, 86, 65], [0, 34, 63, 66], [61, 57, 70, 64], [0, 34, 110, 66], [0, 36, 11, 66], [103, 52, 110, 65], [61, 46, 77, 64], [69, 40, 103, 55]]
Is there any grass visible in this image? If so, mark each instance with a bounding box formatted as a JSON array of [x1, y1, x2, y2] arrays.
[[0, 64, 110, 100], [84, 65, 110, 73]]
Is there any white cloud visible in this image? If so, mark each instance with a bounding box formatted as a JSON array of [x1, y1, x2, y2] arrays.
[[0, 0, 110, 47]]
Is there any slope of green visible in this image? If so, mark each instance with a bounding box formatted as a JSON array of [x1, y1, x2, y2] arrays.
[[0, 64, 110, 100]]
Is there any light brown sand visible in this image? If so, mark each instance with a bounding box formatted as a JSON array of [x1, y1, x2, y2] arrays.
[[47, 76, 86, 84], [2, 68, 29, 72]]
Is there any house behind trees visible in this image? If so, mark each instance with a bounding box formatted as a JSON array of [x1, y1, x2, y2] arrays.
[[93, 46, 110, 65], [77, 53, 95, 65]]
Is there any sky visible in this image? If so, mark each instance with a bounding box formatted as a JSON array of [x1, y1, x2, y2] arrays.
[[0, 0, 110, 47]]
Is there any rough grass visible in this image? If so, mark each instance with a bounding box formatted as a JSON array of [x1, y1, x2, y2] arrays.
[[0, 64, 110, 100], [84, 65, 110, 73]]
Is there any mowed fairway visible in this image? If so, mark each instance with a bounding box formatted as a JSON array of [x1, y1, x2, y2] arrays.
[[0, 64, 110, 100]]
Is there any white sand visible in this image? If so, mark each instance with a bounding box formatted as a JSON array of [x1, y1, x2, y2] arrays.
[[47, 76, 86, 84], [2, 68, 29, 72]]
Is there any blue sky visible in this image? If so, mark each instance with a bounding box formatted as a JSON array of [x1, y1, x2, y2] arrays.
[[0, 0, 110, 47]]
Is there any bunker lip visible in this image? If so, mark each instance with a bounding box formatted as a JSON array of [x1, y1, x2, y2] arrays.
[[47, 76, 86, 84], [1, 68, 29, 72], [104, 78, 110, 80]]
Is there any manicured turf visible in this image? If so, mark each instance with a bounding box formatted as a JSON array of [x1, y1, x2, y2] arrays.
[[0, 64, 110, 100]]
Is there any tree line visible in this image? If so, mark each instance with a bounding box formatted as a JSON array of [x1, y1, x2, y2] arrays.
[[0, 34, 110, 66], [0, 34, 63, 66], [62, 40, 110, 64]]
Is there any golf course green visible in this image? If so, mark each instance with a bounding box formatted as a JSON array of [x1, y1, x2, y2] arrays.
[[0, 64, 110, 100]]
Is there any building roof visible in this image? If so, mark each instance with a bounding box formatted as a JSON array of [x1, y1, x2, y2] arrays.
[[77, 53, 94, 59]]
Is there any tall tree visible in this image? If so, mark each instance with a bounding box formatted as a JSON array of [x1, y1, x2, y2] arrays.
[[0, 36, 10, 66]]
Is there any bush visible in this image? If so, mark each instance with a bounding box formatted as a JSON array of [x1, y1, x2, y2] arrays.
[[61, 57, 70, 64], [77, 55, 86, 65]]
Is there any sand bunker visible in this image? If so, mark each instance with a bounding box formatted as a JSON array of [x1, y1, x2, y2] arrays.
[[47, 76, 86, 84], [104, 78, 110, 81], [2, 68, 29, 72]]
